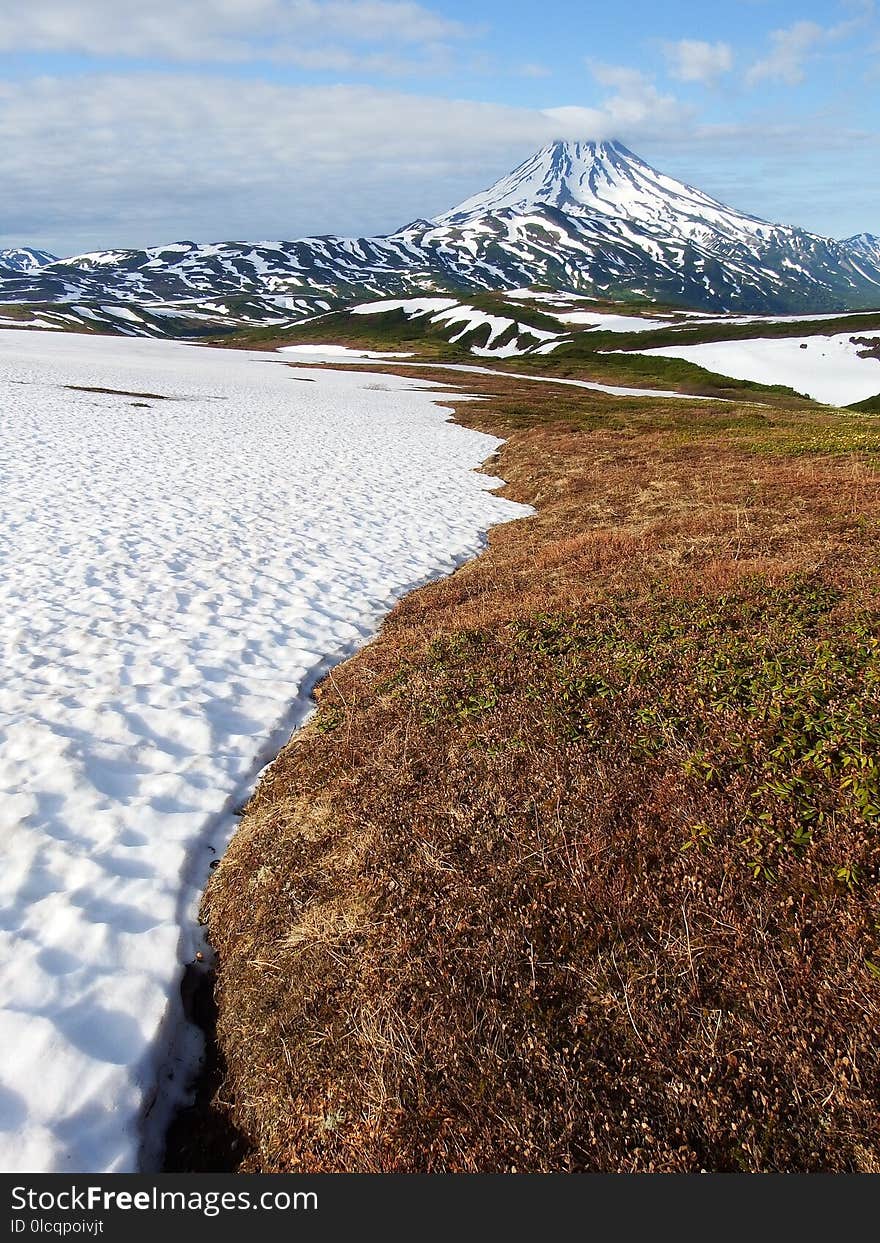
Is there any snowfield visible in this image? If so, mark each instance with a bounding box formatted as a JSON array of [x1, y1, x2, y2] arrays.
[[278, 343, 414, 361], [551, 310, 666, 332], [0, 329, 531, 1173], [636, 332, 880, 407]]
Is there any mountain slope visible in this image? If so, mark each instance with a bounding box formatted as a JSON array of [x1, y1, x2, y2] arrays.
[[841, 232, 880, 270], [0, 247, 57, 272], [433, 141, 880, 312], [1, 142, 878, 324], [437, 140, 775, 245]]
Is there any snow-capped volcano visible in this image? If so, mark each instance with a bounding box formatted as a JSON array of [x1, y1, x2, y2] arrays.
[[1, 140, 878, 327], [437, 140, 772, 247], [428, 139, 879, 312]]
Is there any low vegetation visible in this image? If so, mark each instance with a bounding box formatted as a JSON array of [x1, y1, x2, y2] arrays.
[[503, 340, 800, 402], [851, 393, 880, 413], [174, 366, 880, 1173], [599, 312, 880, 353], [224, 291, 880, 406], [227, 304, 466, 360]]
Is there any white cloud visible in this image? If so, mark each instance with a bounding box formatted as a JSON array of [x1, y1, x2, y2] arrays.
[[0, 70, 876, 255], [746, 21, 826, 86], [585, 63, 693, 132], [746, 4, 878, 89], [0, 76, 566, 252], [663, 39, 733, 84], [0, 0, 469, 63], [0, 64, 709, 254]]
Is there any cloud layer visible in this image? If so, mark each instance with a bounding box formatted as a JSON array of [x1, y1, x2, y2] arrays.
[[0, 3, 877, 254], [0, 77, 559, 251], [0, 67, 714, 254], [1, 69, 876, 256], [0, 0, 474, 75]]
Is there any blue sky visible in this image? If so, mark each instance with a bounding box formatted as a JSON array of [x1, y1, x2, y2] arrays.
[[0, 0, 877, 254]]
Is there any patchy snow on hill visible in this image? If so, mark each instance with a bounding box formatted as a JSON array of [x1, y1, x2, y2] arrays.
[[350, 298, 563, 356], [637, 333, 880, 406], [668, 310, 880, 329], [0, 247, 57, 273], [351, 298, 460, 317], [502, 288, 603, 304], [0, 330, 530, 1173]]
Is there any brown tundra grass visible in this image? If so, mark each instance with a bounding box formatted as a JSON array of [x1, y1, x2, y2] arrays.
[[181, 369, 880, 1173]]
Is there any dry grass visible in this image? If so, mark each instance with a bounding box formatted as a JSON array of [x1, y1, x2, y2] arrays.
[[190, 369, 880, 1172]]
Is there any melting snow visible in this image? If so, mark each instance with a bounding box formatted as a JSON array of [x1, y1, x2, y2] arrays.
[[503, 289, 602, 304], [637, 332, 880, 406], [553, 311, 666, 332], [309, 354, 720, 401], [350, 299, 561, 356], [351, 298, 460, 317], [671, 310, 880, 329], [0, 329, 530, 1173], [278, 343, 413, 360]]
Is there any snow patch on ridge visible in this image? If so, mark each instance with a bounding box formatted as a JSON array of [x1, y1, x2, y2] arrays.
[[350, 298, 563, 356]]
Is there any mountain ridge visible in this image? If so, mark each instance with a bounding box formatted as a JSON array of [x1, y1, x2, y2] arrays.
[[0, 246, 58, 273], [1, 141, 877, 325]]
